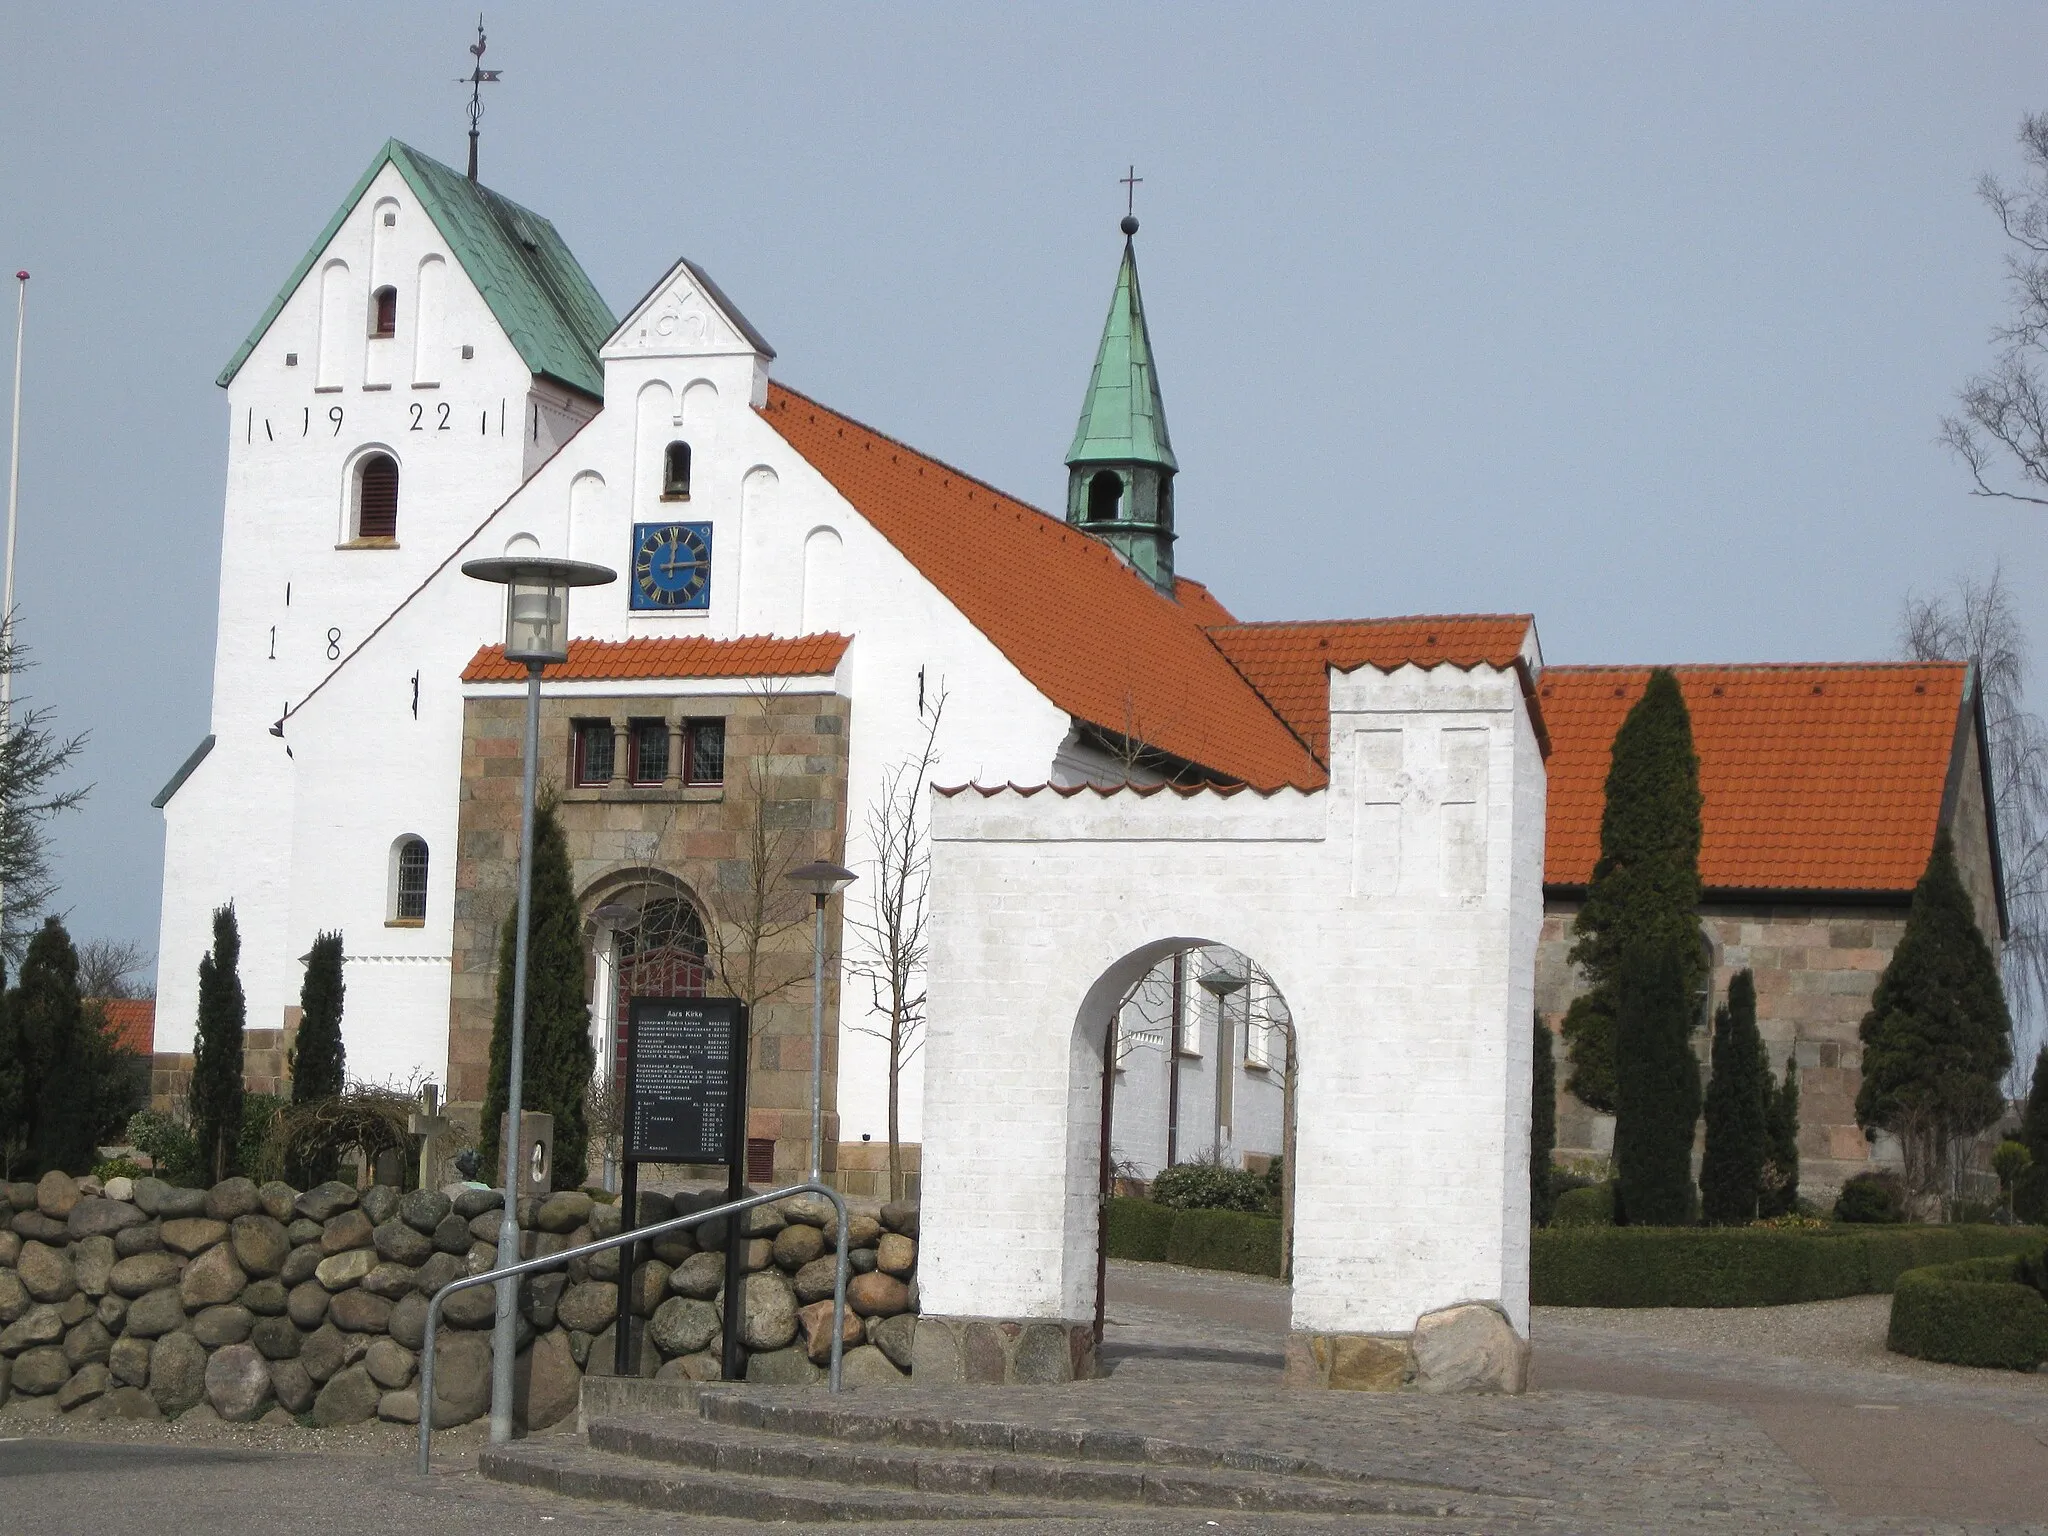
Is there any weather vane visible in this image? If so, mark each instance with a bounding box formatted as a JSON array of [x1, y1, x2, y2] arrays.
[[460, 15, 502, 182], [1120, 164, 1143, 235]]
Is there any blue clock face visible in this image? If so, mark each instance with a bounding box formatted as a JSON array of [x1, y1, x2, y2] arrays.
[[631, 522, 712, 610]]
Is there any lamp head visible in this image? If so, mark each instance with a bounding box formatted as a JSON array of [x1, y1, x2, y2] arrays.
[[786, 859, 858, 899], [460, 554, 616, 665]]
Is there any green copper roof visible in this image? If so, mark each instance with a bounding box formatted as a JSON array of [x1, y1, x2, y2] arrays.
[[1065, 236, 1177, 471], [217, 140, 616, 399]]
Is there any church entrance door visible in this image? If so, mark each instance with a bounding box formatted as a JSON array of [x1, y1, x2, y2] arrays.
[[608, 896, 708, 1084]]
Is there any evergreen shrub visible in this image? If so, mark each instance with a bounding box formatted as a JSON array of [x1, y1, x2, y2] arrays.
[[1104, 1197, 1176, 1262], [1531, 1013, 1557, 1226], [1551, 1184, 1616, 1228], [1102, 1197, 1284, 1277], [1887, 1254, 2048, 1369], [1533, 1224, 2042, 1307], [1148, 1162, 1274, 1213], [1834, 1171, 1908, 1224]]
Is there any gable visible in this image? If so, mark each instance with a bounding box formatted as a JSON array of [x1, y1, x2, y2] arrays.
[[603, 257, 775, 361], [218, 140, 615, 398]]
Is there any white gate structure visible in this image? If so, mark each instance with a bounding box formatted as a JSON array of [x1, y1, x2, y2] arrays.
[[909, 659, 1547, 1389]]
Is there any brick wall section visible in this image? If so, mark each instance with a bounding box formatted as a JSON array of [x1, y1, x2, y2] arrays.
[[149, 1022, 297, 1113], [448, 687, 852, 1185]]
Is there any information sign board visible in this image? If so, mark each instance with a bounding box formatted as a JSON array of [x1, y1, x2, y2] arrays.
[[623, 996, 746, 1165]]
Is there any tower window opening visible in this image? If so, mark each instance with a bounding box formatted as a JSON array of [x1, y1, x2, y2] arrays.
[[663, 441, 692, 499], [1087, 470, 1123, 523], [392, 836, 429, 922], [371, 286, 398, 338], [573, 720, 616, 787], [355, 453, 399, 540]]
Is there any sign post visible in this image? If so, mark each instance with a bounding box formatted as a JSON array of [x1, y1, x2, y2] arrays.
[[615, 996, 748, 1379]]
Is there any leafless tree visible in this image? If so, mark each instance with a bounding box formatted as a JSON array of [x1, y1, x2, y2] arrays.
[[1900, 568, 2048, 1092], [76, 938, 153, 1000]]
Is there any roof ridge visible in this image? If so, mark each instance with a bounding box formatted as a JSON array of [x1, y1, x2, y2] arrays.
[[1209, 613, 1535, 632], [1542, 660, 1967, 675]]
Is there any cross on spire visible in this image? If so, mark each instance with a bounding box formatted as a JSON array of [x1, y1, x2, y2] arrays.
[[1120, 164, 1144, 230], [460, 15, 502, 182]]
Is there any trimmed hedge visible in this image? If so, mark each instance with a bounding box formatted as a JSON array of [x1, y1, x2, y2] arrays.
[[1105, 1197, 1283, 1277], [1551, 1184, 1616, 1228], [1888, 1254, 2048, 1369], [1533, 1224, 2045, 1307]]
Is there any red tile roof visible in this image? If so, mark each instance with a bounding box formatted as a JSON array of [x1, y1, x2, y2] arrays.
[[94, 998, 155, 1057], [1206, 617, 1538, 762], [762, 385, 1326, 790], [1173, 577, 1236, 627], [462, 633, 851, 684], [1541, 663, 1970, 894]]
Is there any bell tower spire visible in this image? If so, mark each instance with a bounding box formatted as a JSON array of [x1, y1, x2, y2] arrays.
[[1066, 190, 1179, 595]]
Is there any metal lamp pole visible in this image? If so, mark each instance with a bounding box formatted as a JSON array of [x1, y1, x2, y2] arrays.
[[786, 860, 856, 1181], [461, 551, 613, 1444]]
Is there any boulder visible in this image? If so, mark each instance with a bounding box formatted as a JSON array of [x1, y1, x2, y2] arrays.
[[846, 1271, 910, 1318], [576, 1230, 616, 1283], [314, 1248, 378, 1292], [867, 1312, 916, 1372], [35, 1171, 80, 1220], [0, 1272, 25, 1327], [9, 1211, 67, 1244], [0, 1230, 18, 1267], [192, 1304, 254, 1347], [256, 1182, 298, 1223], [280, 1243, 323, 1286], [71, 1235, 115, 1298], [285, 1218, 322, 1247], [740, 1271, 798, 1351], [364, 1337, 416, 1390], [360, 1185, 401, 1227], [588, 1202, 624, 1240], [114, 1221, 163, 1258], [62, 1317, 112, 1367], [101, 1177, 135, 1204], [793, 1255, 841, 1304], [414, 1251, 465, 1299], [0, 1303, 65, 1354], [740, 1204, 785, 1239], [668, 1251, 725, 1300], [1, 1180, 35, 1210], [328, 1288, 394, 1334], [108, 1335, 151, 1388], [427, 1330, 493, 1427], [847, 1244, 880, 1274], [94, 1294, 127, 1333], [555, 1281, 617, 1335], [399, 1188, 451, 1235], [361, 1262, 417, 1301], [773, 1223, 826, 1272], [17, 1242, 75, 1303], [108, 1251, 181, 1299], [442, 1280, 498, 1330], [741, 1238, 774, 1273], [797, 1298, 863, 1364], [148, 1331, 208, 1417], [319, 1209, 374, 1255], [75, 1176, 103, 1198], [230, 1214, 291, 1277], [518, 1271, 566, 1331], [312, 1364, 381, 1426], [11, 1346, 69, 1396], [376, 1388, 420, 1424], [99, 1384, 162, 1419], [298, 1324, 360, 1386], [840, 1343, 908, 1387], [67, 1197, 146, 1241], [467, 1210, 504, 1245], [876, 1234, 916, 1278], [204, 1177, 261, 1222], [879, 1202, 918, 1238], [655, 1351, 724, 1384], [57, 1293, 90, 1327], [205, 1342, 273, 1422], [1410, 1303, 1530, 1395], [122, 1287, 187, 1340], [179, 1243, 247, 1308], [388, 1293, 428, 1350], [250, 1315, 301, 1361], [431, 1213, 471, 1256], [160, 1217, 229, 1258], [287, 1280, 331, 1330], [627, 1258, 671, 1318], [744, 1346, 820, 1385], [127, 1178, 174, 1218], [516, 1328, 580, 1431], [372, 1219, 433, 1267], [535, 1191, 592, 1234], [648, 1226, 696, 1266], [269, 1358, 316, 1415], [585, 1318, 661, 1379], [648, 1297, 721, 1358], [56, 1361, 111, 1411], [451, 1187, 502, 1220], [776, 1193, 837, 1229], [294, 1181, 359, 1223], [242, 1278, 288, 1316]]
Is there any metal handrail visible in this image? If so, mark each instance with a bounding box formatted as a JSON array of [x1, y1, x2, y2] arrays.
[[418, 1181, 850, 1473]]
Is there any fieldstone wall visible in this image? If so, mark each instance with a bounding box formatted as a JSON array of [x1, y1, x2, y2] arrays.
[[0, 1171, 920, 1426]]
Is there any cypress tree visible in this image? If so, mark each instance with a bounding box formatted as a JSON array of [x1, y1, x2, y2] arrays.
[[1700, 969, 1768, 1224], [1855, 830, 2012, 1204], [2015, 1046, 2048, 1223], [1562, 668, 1706, 1113], [1761, 1055, 1802, 1217], [1530, 1013, 1557, 1226], [1612, 937, 1701, 1224], [287, 930, 346, 1186], [479, 803, 592, 1191], [18, 919, 99, 1176], [189, 903, 247, 1185]]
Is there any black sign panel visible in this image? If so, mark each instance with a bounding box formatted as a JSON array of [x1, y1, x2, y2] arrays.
[[623, 996, 746, 1164]]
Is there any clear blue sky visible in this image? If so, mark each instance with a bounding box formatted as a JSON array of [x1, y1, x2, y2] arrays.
[[4, 3, 2047, 971]]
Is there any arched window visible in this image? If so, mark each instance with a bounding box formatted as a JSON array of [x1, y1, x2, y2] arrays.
[[609, 895, 709, 1082], [355, 453, 399, 540], [391, 836, 429, 922], [663, 441, 692, 499], [371, 286, 397, 338], [1087, 470, 1123, 523]]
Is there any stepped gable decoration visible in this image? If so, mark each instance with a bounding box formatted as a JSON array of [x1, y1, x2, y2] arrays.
[[461, 633, 851, 684], [1541, 662, 1979, 896]]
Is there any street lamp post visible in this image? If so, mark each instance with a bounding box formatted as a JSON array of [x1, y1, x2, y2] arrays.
[[785, 859, 857, 1181], [460, 550, 613, 1445], [1198, 966, 1247, 1163]]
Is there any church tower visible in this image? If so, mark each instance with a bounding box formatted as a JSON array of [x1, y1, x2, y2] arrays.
[[1066, 215, 1179, 594]]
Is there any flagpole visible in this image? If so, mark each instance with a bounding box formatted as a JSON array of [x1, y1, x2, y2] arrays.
[[2, 270, 26, 943]]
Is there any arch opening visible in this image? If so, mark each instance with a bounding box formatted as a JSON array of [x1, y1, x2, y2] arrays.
[[1086, 470, 1123, 523], [663, 441, 692, 499], [583, 875, 711, 1089], [353, 451, 399, 541]]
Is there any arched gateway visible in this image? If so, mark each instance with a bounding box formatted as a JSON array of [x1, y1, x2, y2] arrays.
[[912, 659, 1547, 1389]]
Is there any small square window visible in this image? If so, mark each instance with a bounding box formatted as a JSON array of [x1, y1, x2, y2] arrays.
[[628, 719, 669, 786], [685, 719, 725, 785], [573, 720, 614, 787]]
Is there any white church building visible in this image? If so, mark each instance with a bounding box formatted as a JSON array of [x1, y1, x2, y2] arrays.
[[153, 140, 1545, 1210]]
